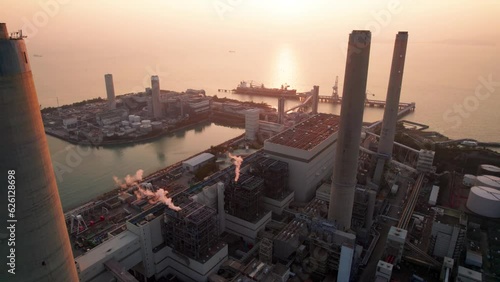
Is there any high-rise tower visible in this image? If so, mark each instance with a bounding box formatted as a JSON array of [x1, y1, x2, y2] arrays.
[[0, 23, 79, 281], [373, 32, 409, 184], [104, 73, 116, 110], [328, 30, 371, 230]]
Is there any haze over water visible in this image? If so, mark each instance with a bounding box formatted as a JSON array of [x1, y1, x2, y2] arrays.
[[4, 1, 500, 210]]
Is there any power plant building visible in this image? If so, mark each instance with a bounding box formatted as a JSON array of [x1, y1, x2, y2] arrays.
[[264, 113, 340, 202], [0, 23, 79, 281]]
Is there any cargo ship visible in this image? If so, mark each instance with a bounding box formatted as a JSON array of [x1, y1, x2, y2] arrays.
[[233, 81, 297, 97]]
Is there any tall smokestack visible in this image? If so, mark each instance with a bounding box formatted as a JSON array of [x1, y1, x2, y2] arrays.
[[328, 30, 371, 230], [373, 32, 408, 184], [151, 75, 162, 119], [278, 96, 285, 124], [0, 23, 79, 281], [311, 85, 319, 115], [104, 73, 116, 110]]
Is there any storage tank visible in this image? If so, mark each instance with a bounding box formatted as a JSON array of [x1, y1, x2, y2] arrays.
[[133, 115, 141, 123], [477, 164, 500, 177], [475, 175, 500, 190], [463, 174, 476, 187], [128, 114, 135, 122], [140, 124, 152, 133], [131, 122, 141, 128], [466, 186, 500, 218], [151, 121, 162, 130], [121, 120, 130, 126], [141, 119, 151, 125]]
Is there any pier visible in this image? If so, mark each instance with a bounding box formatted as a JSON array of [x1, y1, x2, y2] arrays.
[[313, 95, 414, 110]]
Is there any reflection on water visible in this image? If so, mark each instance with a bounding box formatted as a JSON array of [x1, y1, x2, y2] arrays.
[[50, 123, 244, 211]]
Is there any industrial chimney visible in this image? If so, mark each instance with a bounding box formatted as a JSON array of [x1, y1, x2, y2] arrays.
[[104, 74, 116, 110], [151, 75, 162, 119], [328, 30, 371, 230], [311, 85, 319, 115], [0, 23, 79, 281], [373, 32, 408, 184]]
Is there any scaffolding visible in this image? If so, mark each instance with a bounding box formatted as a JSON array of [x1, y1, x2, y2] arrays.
[[224, 174, 264, 222], [252, 156, 289, 199], [352, 189, 370, 231], [259, 235, 273, 264], [164, 196, 219, 260]]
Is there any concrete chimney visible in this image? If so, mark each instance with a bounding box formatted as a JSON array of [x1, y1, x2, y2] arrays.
[[278, 96, 285, 124], [373, 32, 408, 184], [151, 75, 162, 119], [0, 23, 79, 281], [104, 74, 116, 110], [0, 23, 8, 39], [328, 30, 371, 230], [311, 85, 319, 115]]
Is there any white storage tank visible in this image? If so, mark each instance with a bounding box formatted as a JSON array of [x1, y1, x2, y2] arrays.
[[128, 114, 135, 122], [475, 175, 500, 190], [140, 124, 152, 133], [477, 164, 500, 177], [121, 120, 129, 126], [151, 121, 162, 130], [131, 122, 141, 128], [133, 115, 141, 123], [466, 186, 500, 218], [141, 119, 151, 125], [463, 174, 476, 187]]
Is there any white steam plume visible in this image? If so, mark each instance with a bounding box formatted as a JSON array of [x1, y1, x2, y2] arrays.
[[113, 169, 181, 211], [134, 185, 181, 211], [113, 169, 144, 188], [228, 153, 243, 182]]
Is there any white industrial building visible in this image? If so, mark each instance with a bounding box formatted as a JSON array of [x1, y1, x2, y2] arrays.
[[386, 226, 407, 264], [264, 113, 340, 202], [429, 185, 440, 206], [416, 149, 435, 173], [375, 260, 393, 281], [182, 152, 215, 172]]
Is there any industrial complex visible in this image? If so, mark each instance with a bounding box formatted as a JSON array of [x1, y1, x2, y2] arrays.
[[3, 22, 500, 282]]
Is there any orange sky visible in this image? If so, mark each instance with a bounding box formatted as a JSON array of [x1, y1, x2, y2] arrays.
[[3, 0, 500, 47]]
